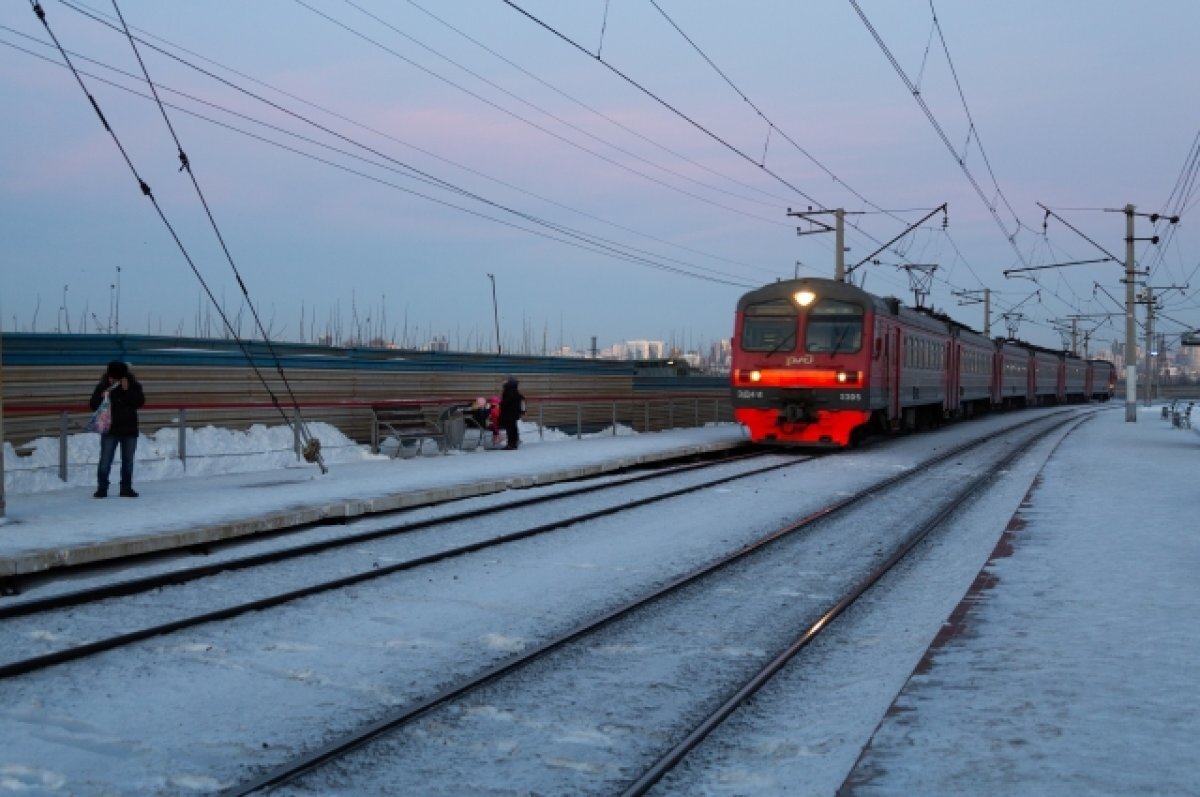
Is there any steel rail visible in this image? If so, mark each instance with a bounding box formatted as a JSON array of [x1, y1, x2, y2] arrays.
[[0, 447, 760, 617], [620, 411, 1093, 795], [219, 409, 1084, 796], [0, 454, 801, 679]]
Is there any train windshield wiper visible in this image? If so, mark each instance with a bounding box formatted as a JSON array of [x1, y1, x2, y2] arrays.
[[764, 329, 796, 358], [828, 325, 850, 355]]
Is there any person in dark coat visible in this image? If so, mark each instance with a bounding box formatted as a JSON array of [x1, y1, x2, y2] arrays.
[[497, 376, 525, 450], [90, 360, 145, 497]]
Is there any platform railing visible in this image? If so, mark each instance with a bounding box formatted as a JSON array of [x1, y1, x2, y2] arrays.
[[5, 395, 734, 483]]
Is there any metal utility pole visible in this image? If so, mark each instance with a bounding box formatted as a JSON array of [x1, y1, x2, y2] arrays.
[[0, 330, 5, 520], [1142, 286, 1154, 407], [487, 273, 501, 355], [952, 287, 991, 336], [786, 207, 851, 281], [835, 208, 845, 282], [1139, 283, 1187, 406], [1114, 204, 1179, 420], [1124, 205, 1137, 422]]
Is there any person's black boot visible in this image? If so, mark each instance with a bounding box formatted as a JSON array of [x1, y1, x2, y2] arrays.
[[93, 487, 108, 498], [119, 487, 139, 498]]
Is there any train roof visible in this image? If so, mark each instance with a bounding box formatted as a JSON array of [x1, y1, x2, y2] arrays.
[[735, 277, 880, 312], [737, 277, 985, 337]]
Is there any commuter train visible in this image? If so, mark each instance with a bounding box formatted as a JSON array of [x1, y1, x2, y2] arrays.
[[730, 277, 1115, 447]]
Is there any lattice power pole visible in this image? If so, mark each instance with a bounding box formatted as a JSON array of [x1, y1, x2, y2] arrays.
[[901, 264, 938, 308]]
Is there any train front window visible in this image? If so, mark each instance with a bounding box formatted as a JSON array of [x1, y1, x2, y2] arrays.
[[741, 299, 797, 352], [805, 299, 863, 354]]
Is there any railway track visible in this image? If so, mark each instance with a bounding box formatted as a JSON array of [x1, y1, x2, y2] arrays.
[[0, 447, 759, 606], [217, 409, 1092, 796], [0, 450, 804, 678]]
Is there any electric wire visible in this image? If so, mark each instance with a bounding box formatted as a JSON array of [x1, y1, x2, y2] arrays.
[[44, 3, 759, 287], [401, 0, 794, 206], [107, 0, 327, 472], [24, 2, 320, 430], [1, 21, 770, 282], [927, 1, 1023, 231], [500, 0, 824, 210], [22, 2, 1187, 347], [297, 0, 791, 227], [847, 0, 1030, 270], [503, 0, 1006, 309], [0, 33, 759, 289]]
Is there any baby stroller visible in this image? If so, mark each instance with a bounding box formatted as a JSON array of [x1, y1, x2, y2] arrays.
[[462, 397, 505, 449]]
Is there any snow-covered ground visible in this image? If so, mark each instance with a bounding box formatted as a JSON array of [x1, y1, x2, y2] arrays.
[[2, 416, 610, 496], [0, 404, 1196, 795]]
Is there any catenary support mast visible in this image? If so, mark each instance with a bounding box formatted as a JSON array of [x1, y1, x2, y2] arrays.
[[1124, 204, 1137, 422]]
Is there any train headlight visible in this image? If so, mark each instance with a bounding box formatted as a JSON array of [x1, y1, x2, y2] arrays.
[[836, 370, 861, 384], [793, 290, 816, 307], [749, 370, 762, 382]]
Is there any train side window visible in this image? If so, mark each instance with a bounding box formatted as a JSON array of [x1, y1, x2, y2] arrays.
[[740, 299, 798, 352], [806, 299, 863, 354]]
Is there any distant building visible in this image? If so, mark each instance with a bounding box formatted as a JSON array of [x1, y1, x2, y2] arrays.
[[606, 340, 665, 360]]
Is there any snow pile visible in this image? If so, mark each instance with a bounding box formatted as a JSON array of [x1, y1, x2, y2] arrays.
[[2, 422, 378, 495], [2, 418, 639, 496]]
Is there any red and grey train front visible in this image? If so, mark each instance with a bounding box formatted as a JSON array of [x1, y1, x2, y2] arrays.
[[730, 279, 873, 447]]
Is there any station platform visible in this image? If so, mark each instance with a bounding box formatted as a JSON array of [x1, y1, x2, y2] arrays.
[[842, 406, 1200, 795], [0, 426, 747, 580]]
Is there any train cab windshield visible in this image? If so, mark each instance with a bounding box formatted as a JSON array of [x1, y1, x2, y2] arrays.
[[740, 299, 798, 352], [805, 299, 863, 354]]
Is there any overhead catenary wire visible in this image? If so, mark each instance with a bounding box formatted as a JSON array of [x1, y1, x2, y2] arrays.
[[0, 26, 771, 285], [106, 0, 327, 473], [847, 0, 1030, 271], [500, 0, 825, 210], [506, 0, 1005, 306], [24, 2, 1179, 348], [25, 1, 332, 474], [298, 0, 793, 226], [497, 0, 973, 309], [2, 34, 757, 292], [42, 3, 759, 288], [400, 0, 798, 208]]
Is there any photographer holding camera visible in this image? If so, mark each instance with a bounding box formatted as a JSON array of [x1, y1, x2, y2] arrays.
[[90, 360, 145, 498]]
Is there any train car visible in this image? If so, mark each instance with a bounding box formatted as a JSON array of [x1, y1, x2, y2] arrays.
[[1063, 354, 1088, 403], [1030, 346, 1061, 405], [730, 277, 954, 447], [1087, 359, 1116, 401], [949, 322, 995, 418], [993, 339, 1030, 408]]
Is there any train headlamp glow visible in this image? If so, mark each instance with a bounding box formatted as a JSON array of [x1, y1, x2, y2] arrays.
[[793, 290, 816, 307], [836, 370, 861, 384], [749, 370, 762, 382]]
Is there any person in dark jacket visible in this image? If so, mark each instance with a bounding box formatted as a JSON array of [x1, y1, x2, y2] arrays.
[[90, 360, 145, 498], [497, 376, 525, 450]]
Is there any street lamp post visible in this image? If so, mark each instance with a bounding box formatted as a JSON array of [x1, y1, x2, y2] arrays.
[[487, 273, 501, 355]]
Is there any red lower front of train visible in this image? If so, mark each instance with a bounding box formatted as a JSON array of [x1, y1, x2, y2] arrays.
[[731, 366, 872, 448], [734, 405, 870, 447]]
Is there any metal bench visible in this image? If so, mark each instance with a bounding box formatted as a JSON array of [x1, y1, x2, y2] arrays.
[[371, 405, 446, 458]]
